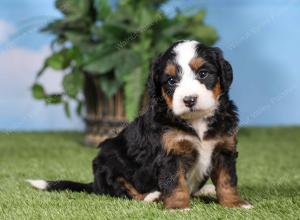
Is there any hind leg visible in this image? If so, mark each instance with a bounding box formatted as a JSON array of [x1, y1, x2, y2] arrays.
[[117, 177, 162, 202]]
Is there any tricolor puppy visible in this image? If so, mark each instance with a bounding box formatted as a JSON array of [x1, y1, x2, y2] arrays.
[[27, 40, 252, 209]]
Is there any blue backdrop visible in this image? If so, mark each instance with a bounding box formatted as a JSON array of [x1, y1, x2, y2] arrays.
[[0, 0, 299, 130]]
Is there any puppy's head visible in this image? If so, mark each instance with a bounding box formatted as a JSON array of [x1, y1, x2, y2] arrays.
[[148, 40, 233, 120]]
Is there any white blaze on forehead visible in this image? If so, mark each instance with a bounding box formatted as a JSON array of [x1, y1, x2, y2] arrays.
[[172, 40, 216, 117], [174, 40, 198, 75]]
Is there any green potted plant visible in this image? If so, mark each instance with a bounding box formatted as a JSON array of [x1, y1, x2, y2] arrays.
[[32, 0, 218, 145]]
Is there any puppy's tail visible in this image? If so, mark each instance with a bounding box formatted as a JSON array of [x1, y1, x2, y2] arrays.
[[26, 179, 94, 193]]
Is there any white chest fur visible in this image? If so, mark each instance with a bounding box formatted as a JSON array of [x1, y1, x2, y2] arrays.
[[186, 119, 217, 194]]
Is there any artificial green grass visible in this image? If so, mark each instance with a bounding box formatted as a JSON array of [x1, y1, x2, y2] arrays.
[[0, 128, 299, 219]]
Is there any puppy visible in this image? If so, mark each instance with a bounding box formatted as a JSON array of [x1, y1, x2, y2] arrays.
[[27, 40, 252, 209]]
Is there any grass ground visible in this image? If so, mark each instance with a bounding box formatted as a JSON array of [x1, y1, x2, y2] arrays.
[[0, 128, 299, 220]]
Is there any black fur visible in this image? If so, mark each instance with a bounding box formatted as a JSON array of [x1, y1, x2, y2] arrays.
[[34, 41, 239, 206], [212, 148, 239, 187], [46, 181, 93, 193]]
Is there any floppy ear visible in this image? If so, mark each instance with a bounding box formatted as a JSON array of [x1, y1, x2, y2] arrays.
[[147, 54, 162, 100], [213, 47, 233, 92]]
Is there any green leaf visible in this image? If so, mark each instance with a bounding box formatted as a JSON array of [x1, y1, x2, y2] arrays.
[[193, 9, 206, 23], [95, 0, 112, 20], [32, 84, 46, 100], [189, 25, 218, 45], [84, 43, 115, 61], [99, 77, 122, 98], [115, 50, 141, 80], [136, 8, 153, 28], [161, 22, 187, 38], [46, 49, 70, 70], [84, 50, 126, 75], [76, 101, 83, 116], [62, 71, 84, 98], [64, 102, 71, 118], [55, 0, 92, 18], [45, 94, 62, 104], [96, 23, 130, 41], [64, 31, 90, 45], [124, 67, 147, 121], [37, 47, 81, 79]]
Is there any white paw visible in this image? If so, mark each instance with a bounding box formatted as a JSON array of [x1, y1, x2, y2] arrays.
[[169, 208, 191, 212], [144, 191, 161, 202], [194, 184, 216, 197], [26, 179, 48, 190], [240, 203, 254, 209]]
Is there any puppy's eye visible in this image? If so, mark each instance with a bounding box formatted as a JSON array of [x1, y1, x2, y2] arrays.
[[168, 77, 176, 86], [198, 70, 208, 79]]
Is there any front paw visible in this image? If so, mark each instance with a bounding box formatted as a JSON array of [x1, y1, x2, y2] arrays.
[[163, 193, 190, 210], [164, 198, 190, 210], [239, 200, 254, 209], [220, 200, 253, 209]]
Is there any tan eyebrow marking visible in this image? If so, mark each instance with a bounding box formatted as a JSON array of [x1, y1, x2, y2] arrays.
[[189, 57, 205, 71], [164, 63, 177, 76]]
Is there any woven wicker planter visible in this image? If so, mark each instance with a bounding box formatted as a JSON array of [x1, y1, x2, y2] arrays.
[[84, 117, 127, 146], [83, 73, 128, 146]]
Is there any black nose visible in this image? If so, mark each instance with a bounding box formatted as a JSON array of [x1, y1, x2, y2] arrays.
[[183, 96, 197, 108]]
